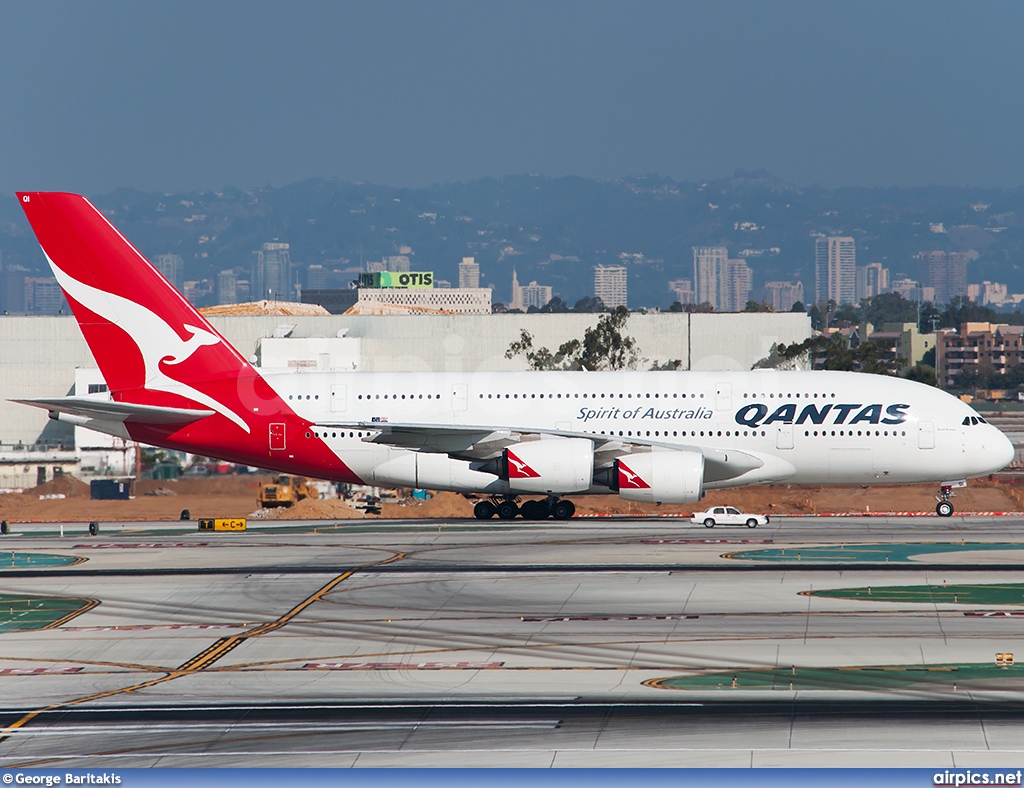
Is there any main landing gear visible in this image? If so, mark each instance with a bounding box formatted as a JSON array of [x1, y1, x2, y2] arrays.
[[935, 479, 967, 517], [473, 496, 576, 521]]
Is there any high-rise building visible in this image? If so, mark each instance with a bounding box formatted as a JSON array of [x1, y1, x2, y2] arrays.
[[154, 254, 184, 292], [918, 251, 968, 305], [24, 277, 65, 314], [593, 265, 627, 308], [365, 254, 412, 274], [251, 242, 292, 301], [306, 264, 327, 291], [458, 257, 480, 289], [1, 265, 28, 313], [720, 258, 752, 312], [763, 281, 805, 312], [520, 281, 553, 310], [815, 236, 856, 305], [693, 246, 727, 308], [217, 270, 238, 305], [668, 278, 695, 306], [509, 268, 524, 310], [971, 281, 1008, 306], [889, 278, 935, 303], [856, 262, 889, 302]]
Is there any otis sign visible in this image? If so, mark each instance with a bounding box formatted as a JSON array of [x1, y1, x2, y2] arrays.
[[734, 402, 910, 428]]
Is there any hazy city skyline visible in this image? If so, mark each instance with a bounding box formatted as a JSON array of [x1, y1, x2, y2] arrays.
[[3, 2, 1024, 195]]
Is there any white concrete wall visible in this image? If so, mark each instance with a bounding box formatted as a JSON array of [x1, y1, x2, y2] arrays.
[[0, 312, 810, 447]]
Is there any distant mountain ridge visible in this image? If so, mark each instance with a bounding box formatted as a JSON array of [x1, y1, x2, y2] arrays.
[[3, 173, 1024, 308]]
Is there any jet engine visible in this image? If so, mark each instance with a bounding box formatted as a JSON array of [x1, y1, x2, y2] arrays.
[[609, 450, 704, 504], [500, 437, 594, 494]]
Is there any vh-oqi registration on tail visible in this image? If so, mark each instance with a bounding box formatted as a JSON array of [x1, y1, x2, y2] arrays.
[[13, 192, 1015, 520]]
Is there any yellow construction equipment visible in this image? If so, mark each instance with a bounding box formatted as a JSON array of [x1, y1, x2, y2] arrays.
[[257, 475, 314, 508]]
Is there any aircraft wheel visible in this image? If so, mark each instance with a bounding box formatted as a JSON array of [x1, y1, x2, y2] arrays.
[[521, 500, 546, 520], [551, 500, 574, 520], [746, 518, 759, 528], [703, 518, 715, 528], [936, 500, 954, 517], [497, 501, 519, 520], [474, 501, 496, 520]]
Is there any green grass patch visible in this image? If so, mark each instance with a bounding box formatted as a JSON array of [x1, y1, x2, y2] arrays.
[[649, 663, 1024, 691], [0, 552, 81, 569], [0, 594, 97, 632], [727, 543, 1024, 563], [808, 583, 1024, 605]]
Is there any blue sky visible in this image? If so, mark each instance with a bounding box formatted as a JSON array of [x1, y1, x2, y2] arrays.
[[2, 1, 1022, 193]]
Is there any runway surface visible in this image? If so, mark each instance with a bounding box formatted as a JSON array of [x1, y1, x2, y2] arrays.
[[0, 513, 1023, 767]]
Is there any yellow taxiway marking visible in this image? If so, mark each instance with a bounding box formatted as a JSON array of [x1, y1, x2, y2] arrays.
[[0, 551, 406, 743]]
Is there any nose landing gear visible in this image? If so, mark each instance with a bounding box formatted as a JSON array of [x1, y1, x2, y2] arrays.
[[935, 479, 967, 517]]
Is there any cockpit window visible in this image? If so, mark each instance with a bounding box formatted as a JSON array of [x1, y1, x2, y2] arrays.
[[963, 416, 971, 426], [963, 416, 986, 426]]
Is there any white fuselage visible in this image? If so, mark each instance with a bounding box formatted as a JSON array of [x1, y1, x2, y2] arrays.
[[260, 368, 1014, 494]]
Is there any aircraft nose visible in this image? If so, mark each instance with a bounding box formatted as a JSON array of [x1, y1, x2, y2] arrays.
[[990, 428, 1016, 472]]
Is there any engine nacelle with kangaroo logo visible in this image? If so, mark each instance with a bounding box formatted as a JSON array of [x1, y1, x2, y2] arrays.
[[502, 438, 594, 494], [613, 450, 704, 505]]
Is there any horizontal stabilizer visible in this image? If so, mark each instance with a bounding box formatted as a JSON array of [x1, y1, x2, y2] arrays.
[[13, 397, 215, 425]]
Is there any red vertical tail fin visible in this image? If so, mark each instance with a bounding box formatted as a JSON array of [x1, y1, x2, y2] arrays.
[[17, 191, 357, 482], [17, 192, 255, 432]]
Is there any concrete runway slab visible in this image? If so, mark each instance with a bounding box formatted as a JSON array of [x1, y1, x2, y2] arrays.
[[0, 515, 1023, 766]]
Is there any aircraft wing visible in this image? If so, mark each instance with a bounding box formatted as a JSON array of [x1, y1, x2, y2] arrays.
[[13, 397, 216, 425], [318, 420, 763, 482]]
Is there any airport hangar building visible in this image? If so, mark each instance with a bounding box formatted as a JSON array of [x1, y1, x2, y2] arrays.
[[0, 311, 810, 488]]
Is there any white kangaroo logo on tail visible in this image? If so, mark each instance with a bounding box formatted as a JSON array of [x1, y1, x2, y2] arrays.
[[46, 253, 251, 433]]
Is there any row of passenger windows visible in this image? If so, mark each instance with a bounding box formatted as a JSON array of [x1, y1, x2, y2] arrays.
[[288, 391, 842, 403], [356, 394, 439, 400], [308, 430, 370, 439], [480, 392, 705, 400], [306, 427, 908, 441], [743, 392, 836, 399], [586, 429, 768, 438], [804, 430, 906, 437]]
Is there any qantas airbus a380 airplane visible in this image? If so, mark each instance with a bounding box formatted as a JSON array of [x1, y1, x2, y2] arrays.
[[12, 192, 1016, 519]]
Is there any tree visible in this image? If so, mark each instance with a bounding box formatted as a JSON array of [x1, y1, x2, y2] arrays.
[[906, 364, 937, 386], [775, 334, 898, 375], [540, 296, 570, 313], [572, 296, 605, 313], [940, 296, 998, 329], [918, 301, 941, 333], [743, 300, 774, 313], [790, 301, 805, 313], [506, 306, 642, 370], [861, 292, 917, 327], [808, 304, 824, 331]]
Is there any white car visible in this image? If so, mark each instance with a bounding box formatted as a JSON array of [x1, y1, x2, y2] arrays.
[[691, 506, 768, 528]]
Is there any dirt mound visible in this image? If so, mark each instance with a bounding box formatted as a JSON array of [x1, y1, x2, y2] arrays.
[[29, 475, 90, 499], [382, 492, 473, 518], [135, 475, 270, 497], [260, 497, 369, 519], [2, 474, 1022, 524]]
